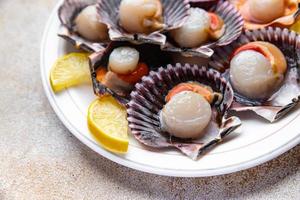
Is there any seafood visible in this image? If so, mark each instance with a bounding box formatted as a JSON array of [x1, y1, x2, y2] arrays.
[[210, 27, 300, 122], [95, 46, 148, 96], [169, 8, 224, 48], [55, 0, 300, 160], [230, 42, 287, 100], [75, 5, 109, 42], [97, 0, 190, 45], [248, 0, 285, 23], [230, 0, 300, 30], [58, 0, 108, 52], [161, 91, 212, 139], [119, 0, 164, 34], [89, 42, 171, 103], [127, 64, 241, 160], [161, 83, 219, 139], [108, 47, 140, 74], [162, 1, 244, 58]]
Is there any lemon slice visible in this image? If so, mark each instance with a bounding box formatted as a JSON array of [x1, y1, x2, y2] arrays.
[[50, 53, 91, 92], [290, 19, 300, 33], [88, 96, 129, 153]]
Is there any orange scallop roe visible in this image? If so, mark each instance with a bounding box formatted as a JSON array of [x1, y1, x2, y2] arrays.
[[208, 12, 225, 39], [209, 12, 223, 31], [96, 67, 108, 83], [96, 63, 149, 84], [117, 63, 149, 84], [166, 82, 214, 103]]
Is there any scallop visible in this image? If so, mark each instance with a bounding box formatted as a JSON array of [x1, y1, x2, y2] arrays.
[[161, 91, 212, 139], [230, 0, 299, 29], [248, 0, 285, 23], [127, 64, 241, 159], [119, 0, 164, 34], [75, 5, 109, 41], [230, 50, 283, 99], [108, 47, 140, 75], [210, 27, 300, 122], [170, 8, 211, 48]]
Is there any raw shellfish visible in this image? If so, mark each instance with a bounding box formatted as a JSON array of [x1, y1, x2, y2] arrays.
[[119, 0, 164, 34], [210, 27, 300, 122], [161, 83, 221, 139], [169, 8, 224, 48], [162, 1, 244, 58], [127, 64, 241, 160], [97, 0, 190, 46], [230, 0, 300, 30], [229, 42, 287, 100], [75, 5, 109, 42], [58, 0, 108, 52], [89, 42, 171, 104]]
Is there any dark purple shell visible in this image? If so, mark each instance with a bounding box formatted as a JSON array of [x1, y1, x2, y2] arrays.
[[127, 64, 241, 160], [96, 0, 190, 46], [209, 27, 300, 122], [189, 0, 219, 9], [89, 41, 172, 105], [162, 1, 244, 58], [58, 0, 107, 52]]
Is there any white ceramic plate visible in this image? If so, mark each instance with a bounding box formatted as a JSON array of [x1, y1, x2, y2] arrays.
[[41, 0, 300, 177]]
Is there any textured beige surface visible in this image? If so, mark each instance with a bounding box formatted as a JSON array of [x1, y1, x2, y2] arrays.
[[0, 0, 299, 199]]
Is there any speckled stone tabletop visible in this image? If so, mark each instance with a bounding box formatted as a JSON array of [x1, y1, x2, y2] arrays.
[[0, 0, 299, 199]]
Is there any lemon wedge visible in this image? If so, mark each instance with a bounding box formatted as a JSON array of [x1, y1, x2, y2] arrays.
[[290, 19, 300, 33], [88, 96, 129, 153], [50, 53, 91, 92]]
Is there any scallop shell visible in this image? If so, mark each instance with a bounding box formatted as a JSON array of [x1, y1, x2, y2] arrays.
[[127, 64, 241, 160], [189, 0, 219, 9], [162, 1, 244, 58], [210, 27, 300, 122], [58, 0, 107, 52], [229, 0, 300, 30], [89, 41, 172, 105], [97, 0, 190, 46]]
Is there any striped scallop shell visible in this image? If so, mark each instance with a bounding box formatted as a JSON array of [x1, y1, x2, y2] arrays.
[[210, 27, 300, 122], [127, 63, 241, 160], [58, 0, 107, 52], [96, 0, 190, 46], [162, 0, 244, 58], [89, 41, 172, 105]]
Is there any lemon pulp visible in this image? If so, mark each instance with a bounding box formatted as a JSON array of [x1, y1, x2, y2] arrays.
[[87, 96, 129, 153], [50, 53, 91, 92]]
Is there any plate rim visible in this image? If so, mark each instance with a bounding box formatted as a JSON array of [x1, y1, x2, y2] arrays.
[[40, 0, 300, 177]]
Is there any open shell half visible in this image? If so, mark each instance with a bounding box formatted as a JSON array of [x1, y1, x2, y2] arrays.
[[127, 64, 241, 160], [210, 27, 300, 122], [89, 41, 172, 105], [229, 0, 300, 30], [162, 1, 244, 58], [58, 0, 108, 52], [96, 0, 190, 46]]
